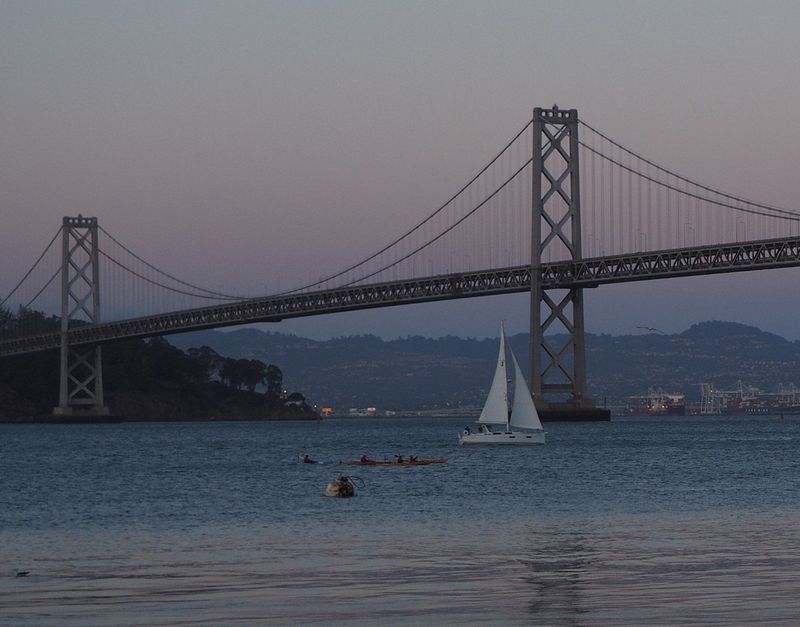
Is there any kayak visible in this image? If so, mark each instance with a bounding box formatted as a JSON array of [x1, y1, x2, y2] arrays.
[[287, 459, 332, 465], [340, 458, 447, 467]]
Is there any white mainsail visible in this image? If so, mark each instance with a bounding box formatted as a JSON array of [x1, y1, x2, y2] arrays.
[[509, 348, 544, 431], [459, 322, 546, 446], [478, 323, 509, 426]]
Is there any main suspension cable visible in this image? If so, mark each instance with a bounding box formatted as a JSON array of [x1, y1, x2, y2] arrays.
[[580, 141, 800, 222], [336, 157, 533, 289], [579, 119, 799, 218], [23, 267, 61, 309], [0, 227, 62, 310], [98, 249, 243, 301], [99, 226, 245, 299], [278, 119, 535, 295]]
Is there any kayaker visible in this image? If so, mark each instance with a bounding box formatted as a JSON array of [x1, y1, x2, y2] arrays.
[[360, 454, 370, 463], [302, 454, 314, 464], [409, 455, 418, 463], [395, 454, 404, 463]]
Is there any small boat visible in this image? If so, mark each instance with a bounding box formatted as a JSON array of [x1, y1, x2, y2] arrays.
[[340, 458, 447, 467], [459, 322, 545, 445], [324, 475, 356, 497]]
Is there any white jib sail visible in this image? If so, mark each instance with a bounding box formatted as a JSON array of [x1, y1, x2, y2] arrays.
[[478, 324, 508, 425], [509, 346, 544, 431]]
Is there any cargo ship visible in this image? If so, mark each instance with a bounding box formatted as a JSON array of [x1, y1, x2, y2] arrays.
[[699, 382, 800, 415], [625, 388, 686, 416]]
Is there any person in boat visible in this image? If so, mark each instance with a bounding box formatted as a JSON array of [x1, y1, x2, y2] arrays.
[[395, 454, 404, 463], [478, 424, 489, 434], [360, 454, 370, 463], [409, 455, 418, 463], [463, 426, 471, 435], [302, 454, 314, 464]]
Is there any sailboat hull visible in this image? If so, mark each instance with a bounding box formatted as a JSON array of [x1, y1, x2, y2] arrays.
[[458, 430, 545, 446]]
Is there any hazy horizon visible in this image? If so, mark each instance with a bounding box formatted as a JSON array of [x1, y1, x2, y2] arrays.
[[221, 316, 789, 342]]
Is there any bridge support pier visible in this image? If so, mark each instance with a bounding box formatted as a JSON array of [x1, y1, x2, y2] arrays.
[[530, 106, 607, 420], [52, 216, 110, 419]]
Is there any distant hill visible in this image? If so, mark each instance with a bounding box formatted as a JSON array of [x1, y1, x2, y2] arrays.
[[170, 330, 512, 411], [168, 321, 800, 410], [584, 321, 799, 404]]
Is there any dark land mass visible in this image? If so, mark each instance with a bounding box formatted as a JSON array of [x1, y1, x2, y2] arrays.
[[168, 321, 800, 410], [0, 312, 318, 422], [4, 318, 798, 419]]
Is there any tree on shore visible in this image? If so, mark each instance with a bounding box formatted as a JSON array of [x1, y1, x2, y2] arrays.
[[266, 364, 283, 401], [0, 307, 317, 420]]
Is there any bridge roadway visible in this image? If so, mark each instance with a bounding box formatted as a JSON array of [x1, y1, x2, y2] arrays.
[[3, 236, 800, 357]]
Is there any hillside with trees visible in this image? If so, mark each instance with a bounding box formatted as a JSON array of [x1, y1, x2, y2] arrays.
[[0, 308, 317, 421], [169, 321, 800, 411], [5, 305, 800, 418]]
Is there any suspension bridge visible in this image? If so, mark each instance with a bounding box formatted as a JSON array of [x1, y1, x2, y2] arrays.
[[2, 106, 800, 419]]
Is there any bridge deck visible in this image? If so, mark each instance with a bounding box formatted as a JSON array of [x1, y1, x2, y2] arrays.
[[2, 237, 799, 356]]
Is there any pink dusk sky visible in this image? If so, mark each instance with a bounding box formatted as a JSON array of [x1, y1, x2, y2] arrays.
[[2, 1, 800, 340]]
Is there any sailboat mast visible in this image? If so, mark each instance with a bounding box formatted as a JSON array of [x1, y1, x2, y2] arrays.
[[502, 323, 511, 433]]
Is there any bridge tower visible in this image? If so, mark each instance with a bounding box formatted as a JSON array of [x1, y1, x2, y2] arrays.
[[52, 216, 110, 418], [530, 106, 598, 415]]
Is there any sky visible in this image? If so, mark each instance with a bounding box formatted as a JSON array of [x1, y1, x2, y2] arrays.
[[2, 0, 800, 340]]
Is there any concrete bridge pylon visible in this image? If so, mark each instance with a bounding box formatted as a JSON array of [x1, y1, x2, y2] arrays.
[[530, 106, 606, 419], [52, 215, 110, 419]]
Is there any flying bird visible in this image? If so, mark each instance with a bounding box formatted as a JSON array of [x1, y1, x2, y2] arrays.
[[636, 326, 665, 334]]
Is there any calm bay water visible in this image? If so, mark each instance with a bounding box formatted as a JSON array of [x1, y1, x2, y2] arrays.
[[1, 415, 799, 625]]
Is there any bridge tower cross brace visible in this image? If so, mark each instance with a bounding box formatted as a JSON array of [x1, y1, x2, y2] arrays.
[[529, 106, 592, 409], [53, 216, 109, 417]]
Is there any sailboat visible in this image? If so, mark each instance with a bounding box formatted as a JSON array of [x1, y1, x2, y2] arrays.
[[458, 323, 545, 445]]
